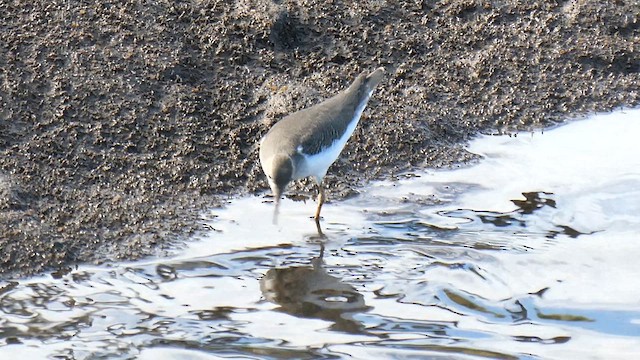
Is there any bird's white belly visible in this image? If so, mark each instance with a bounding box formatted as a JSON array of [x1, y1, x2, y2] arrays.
[[295, 98, 369, 182]]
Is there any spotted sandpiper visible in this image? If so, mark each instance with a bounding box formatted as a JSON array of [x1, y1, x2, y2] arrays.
[[259, 68, 385, 223]]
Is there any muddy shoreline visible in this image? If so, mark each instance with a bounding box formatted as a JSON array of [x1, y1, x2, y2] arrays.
[[1, 1, 638, 277]]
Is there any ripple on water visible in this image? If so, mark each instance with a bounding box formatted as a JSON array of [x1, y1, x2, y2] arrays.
[[1, 109, 640, 359]]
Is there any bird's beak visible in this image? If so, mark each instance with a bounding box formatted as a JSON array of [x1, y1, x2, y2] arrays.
[[273, 198, 280, 224], [270, 183, 283, 225]]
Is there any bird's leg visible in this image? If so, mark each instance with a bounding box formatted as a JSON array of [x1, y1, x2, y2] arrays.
[[314, 217, 324, 237], [314, 181, 325, 222]]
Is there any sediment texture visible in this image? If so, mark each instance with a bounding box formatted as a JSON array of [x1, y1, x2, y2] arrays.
[[0, 0, 638, 276]]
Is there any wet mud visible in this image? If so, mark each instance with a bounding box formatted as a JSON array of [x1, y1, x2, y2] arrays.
[[0, 0, 638, 277]]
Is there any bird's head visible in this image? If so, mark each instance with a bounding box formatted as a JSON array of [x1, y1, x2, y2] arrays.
[[267, 154, 294, 204]]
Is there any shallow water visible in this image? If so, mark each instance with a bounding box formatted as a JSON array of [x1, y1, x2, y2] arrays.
[[2, 109, 640, 359]]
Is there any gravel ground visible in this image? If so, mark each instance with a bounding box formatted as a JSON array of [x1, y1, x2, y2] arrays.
[[0, 0, 638, 277]]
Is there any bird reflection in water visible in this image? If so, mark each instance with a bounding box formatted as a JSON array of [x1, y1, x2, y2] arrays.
[[260, 240, 371, 335]]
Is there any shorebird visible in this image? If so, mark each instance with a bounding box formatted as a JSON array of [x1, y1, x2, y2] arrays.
[[259, 68, 385, 223]]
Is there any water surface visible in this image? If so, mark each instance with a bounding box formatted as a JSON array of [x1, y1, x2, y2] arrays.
[[2, 109, 639, 359]]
